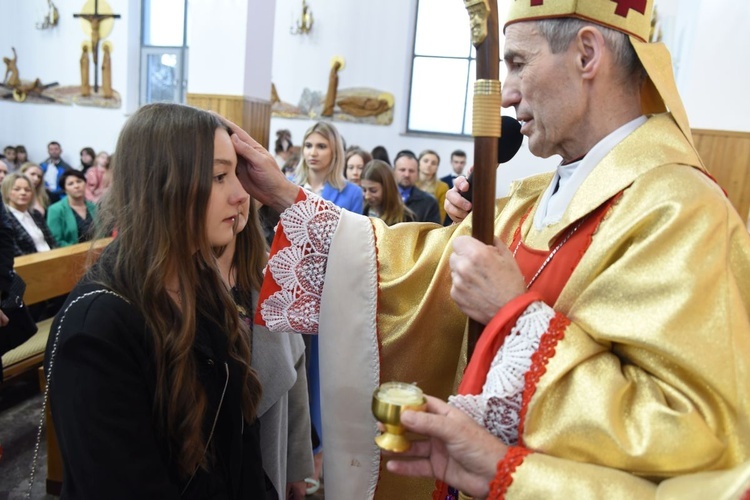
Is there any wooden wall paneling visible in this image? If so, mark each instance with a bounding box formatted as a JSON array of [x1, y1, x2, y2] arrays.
[[692, 129, 750, 222], [243, 97, 272, 150], [186, 93, 245, 129], [186, 94, 271, 151]]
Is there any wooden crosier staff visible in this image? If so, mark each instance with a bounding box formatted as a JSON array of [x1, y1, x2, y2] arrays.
[[463, 0, 501, 360]]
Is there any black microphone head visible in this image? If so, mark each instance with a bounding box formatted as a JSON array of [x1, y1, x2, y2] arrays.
[[458, 116, 524, 202], [498, 116, 523, 164]]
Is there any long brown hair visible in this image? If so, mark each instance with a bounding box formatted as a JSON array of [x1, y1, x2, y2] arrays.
[[90, 103, 262, 478], [362, 159, 414, 225]]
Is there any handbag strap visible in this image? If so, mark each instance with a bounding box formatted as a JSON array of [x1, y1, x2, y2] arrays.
[[27, 288, 128, 499]]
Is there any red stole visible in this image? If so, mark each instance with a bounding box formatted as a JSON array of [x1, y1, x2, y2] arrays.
[[458, 193, 621, 396], [513, 194, 621, 307], [435, 195, 622, 500]]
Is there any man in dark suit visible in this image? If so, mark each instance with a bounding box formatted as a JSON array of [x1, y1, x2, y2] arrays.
[[439, 149, 467, 188], [393, 150, 440, 224]]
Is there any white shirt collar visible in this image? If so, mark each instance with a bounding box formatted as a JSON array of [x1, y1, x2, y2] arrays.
[[534, 115, 648, 229]]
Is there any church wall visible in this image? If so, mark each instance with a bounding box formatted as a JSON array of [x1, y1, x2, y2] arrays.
[[269, 0, 560, 195], [187, 0, 249, 96], [679, 1, 750, 133], [0, 0, 136, 165], [0, 0, 747, 193]]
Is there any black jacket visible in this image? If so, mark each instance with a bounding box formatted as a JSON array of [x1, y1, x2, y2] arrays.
[[0, 198, 14, 300], [45, 279, 270, 500], [405, 186, 441, 224], [6, 207, 58, 256]]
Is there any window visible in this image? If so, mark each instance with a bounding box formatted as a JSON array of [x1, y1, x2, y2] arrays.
[[407, 0, 510, 136], [140, 0, 188, 105]]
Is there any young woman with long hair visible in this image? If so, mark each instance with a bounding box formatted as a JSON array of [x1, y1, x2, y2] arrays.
[[295, 121, 362, 213], [361, 159, 415, 225], [45, 103, 270, 498], [416, 149, 449, 224]]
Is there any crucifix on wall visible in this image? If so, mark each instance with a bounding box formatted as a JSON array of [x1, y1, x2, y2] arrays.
[[74, 0, 120, 93]]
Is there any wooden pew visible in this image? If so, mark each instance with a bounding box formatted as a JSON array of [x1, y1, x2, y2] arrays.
[[1, 239, 110, 381], [0, 238, 111, 495]]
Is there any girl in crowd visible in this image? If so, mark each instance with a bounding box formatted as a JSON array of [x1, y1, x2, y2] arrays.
[[20, 162, 50, 216], [15, 145, 28, 166], [45, 103, 270, 498], [416, 149, 449, 224], [46, 170, 97, 246], [0, 161, 7, 185], [1, 173, 57, 256], [79, 147, 96, 173], [361, 159, 415, 225], [217, 197, 313, 500], [296, 121, 362, 214], [274, 129, 294, 169], [344, 148, 372, 187], [85, 151, 110, 202]]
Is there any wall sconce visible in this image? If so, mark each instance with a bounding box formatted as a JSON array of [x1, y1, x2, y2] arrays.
[[35, 0, 59, 30], [290, 0, 313, 35]]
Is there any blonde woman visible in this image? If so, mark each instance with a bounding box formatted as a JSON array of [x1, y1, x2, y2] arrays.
[[416, 149, 449, 224], [20, 162, 50, 216], [296, 122, 362, 213]]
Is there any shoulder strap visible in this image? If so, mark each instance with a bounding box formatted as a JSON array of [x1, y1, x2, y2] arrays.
[[27, 288, 128, 499]]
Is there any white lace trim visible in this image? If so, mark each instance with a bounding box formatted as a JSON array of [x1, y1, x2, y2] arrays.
[[260, 195, 342, 333], [449, 301, 555, 445]]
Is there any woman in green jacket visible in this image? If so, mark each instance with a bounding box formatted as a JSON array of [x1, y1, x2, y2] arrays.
[[46, 169, 96, 246]]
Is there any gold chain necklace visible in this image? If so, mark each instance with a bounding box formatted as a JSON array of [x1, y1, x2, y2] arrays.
[[513, 217, 588, 289]]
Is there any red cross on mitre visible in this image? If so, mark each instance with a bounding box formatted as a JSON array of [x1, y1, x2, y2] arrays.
[[610, 0, 647, 18]]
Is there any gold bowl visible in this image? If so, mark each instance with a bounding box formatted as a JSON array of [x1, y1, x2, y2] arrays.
[[372, 381, 427, 452]]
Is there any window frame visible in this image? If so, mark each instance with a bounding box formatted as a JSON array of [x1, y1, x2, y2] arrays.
[[139, 0, 189, 106], [405, 0, 507, 139]]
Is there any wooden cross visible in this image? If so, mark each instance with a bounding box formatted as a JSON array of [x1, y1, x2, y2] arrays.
[[74, 0, 120, 93]]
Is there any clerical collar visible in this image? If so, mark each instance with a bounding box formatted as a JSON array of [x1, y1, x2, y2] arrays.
[[534, 115, 648, 229]]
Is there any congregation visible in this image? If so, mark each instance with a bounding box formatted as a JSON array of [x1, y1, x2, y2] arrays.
[[1, 0, 749, 497], [1, 141, 110, 258]]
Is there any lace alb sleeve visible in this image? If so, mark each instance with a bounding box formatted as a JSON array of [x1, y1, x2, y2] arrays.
[[449, 301, 556, 445], [259, 194, 342, 334]]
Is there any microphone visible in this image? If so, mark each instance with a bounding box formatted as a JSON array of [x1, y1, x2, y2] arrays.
[[460, 116, 523, 202]]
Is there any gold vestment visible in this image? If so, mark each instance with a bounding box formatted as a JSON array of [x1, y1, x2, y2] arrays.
[[261, 113, 750, 498]]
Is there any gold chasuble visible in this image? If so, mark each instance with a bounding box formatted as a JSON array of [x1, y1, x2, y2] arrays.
[[257, 114, 750, 499]]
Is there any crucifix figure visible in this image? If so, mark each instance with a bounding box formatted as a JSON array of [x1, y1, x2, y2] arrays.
[[74, 0, 120, 93]]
